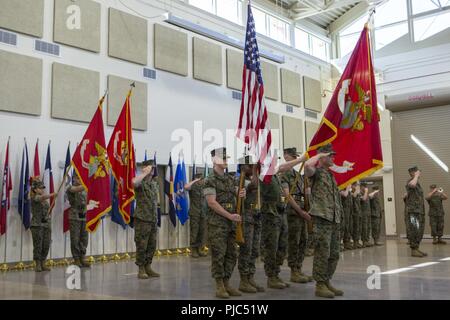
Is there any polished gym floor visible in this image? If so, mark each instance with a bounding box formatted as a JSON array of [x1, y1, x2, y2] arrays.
[[1, 239, 449, 300]]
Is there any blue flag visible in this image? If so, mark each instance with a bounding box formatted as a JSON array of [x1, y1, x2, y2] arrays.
[[174, 157, 188, 225], [110, 176, 127, 229], [18, 142, 31, 229]]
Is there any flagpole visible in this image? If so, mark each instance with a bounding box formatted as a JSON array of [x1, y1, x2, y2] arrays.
[[16, 138, 26, 270], [1, 214, 8, 271], [123, 226, 130, 260], [113, 222, 120, 261], [87, 232, 95, 263], [99, 218, 107, 262]]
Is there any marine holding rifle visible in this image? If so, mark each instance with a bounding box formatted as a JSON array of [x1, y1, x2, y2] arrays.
[[203, 147, 245, 299]]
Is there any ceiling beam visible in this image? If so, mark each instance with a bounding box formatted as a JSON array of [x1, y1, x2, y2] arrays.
[[291, 0, 364, 20], [328, 1, 370, 34]]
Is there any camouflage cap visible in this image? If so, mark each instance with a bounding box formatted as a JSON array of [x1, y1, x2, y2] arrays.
[[136, 159, 154, 167], [430, 184, 437, 189], [211, 147, 230, 159], [360, 182, 368, 187], [317, 143, 336, 155], [31, 177, 45, 189], [372, 186, 380, 191], [283, 147, 301, 157], [408, 165, 419, 173], [194, 172, 204, 179]]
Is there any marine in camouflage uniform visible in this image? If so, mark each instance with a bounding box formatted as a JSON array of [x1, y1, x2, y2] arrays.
[[340, 185, 353, 250], [305, 144, 343, 299], [281, 147, 312, 284], [133, 160, 160, 279], [67, 174, 90, 267], [237, 156, 264, 293], [426, 184, 447, 244], [360, 183, 372, 247], [260, 150, 309, 289], [186, 173, 207, 258], [369, 186, 383, 246], [405, 166, 427, 257], [203, 147, 243, 299], [351, 182, 363, 249], [30, 177, 55, 272]]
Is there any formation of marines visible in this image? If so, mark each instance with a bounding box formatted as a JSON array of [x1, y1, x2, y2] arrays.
[[27, 145, 447, 299]]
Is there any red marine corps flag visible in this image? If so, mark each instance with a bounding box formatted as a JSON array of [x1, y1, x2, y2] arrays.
[[107, 86, 135, 225], [307, 24, 383, 188], [72, 93, 111, 232]]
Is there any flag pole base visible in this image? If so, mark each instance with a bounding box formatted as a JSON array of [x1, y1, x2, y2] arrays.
[[0, 264, 9, 272], [59, 258, 71, 266], [87, 256, 96, 264], [202, 245, 209, 253], [122, 253, 131, 260], [165, 249, 173, 256], [155, 250, 163, 257], [46, 259, 56, 267], [112, 254, 121, 261], [176, 248, 183, 254], [185, 248, 191, 254], [98, 255, 108, 263], [14, 262, 25, 270]]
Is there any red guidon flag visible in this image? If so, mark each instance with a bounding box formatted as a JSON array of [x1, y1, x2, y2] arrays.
[[72, 94, 111, 232], [307, 25, 383, 188], [107, 88, 135, 225]]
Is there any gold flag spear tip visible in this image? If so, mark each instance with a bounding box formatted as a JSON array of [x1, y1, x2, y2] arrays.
[[130, 82, 136, 88]]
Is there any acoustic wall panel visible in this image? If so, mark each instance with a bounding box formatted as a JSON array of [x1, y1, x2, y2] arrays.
[[303, 76, 322, 113], [261, 61, 278, 101], [0, 50, 42, 116], [51, 63, 99, 123], [282, 116, 304, 152], [107, 75, 148, 131], [0, 0, 44, 37], [305, 121, 319, 147], [154, 24, 188, 76], [268, 112, 281, 152], [193, 37, 222, 85], [108, 8, 148, 65], [281, 68, 301, 107], [54, 0, 101, 52], [226, 49, 243, 91]]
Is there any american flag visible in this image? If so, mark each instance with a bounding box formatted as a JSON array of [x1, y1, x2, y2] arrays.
[[236, 3, 276, 183]]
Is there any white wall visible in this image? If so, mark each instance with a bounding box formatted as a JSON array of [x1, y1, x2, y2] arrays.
[[0, 0, 329, 263]]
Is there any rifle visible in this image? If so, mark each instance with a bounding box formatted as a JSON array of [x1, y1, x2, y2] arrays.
[[235, 168, 245, 244], [304, 170, 313, 233]]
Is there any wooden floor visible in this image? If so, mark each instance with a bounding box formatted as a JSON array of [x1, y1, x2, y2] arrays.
[[1, 239, 450, 300]]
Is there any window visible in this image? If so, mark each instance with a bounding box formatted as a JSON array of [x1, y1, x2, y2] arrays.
[[268, 15, 290, 45], [294, 28, 309, 53], [374, 0, 407, 28], [414, 10, 450, 41], [340, 14, 369, 36], [217, 0, 242, 24], [189, 0, 214, 14], [339, 33, 360, 57], [252, 6, 267, 35], [311, 36, 327, 61], [412, 0, 450, 15], [375, 22, 409, 49], [188, 0, 243, 25]]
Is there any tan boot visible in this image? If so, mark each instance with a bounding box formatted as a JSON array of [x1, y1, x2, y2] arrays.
[[290, 269, 301, 283], [41, 260, 51, 271], [34, 260, 42, 272], [433, 237, 438, 244], [326, 281, 344, 296], [248, 274, 265, 292], [224, 278, 242, 296], [73, 257, 82, 267], [145, 263, 160, 277], [215, 278, 229, 299], [277, 276, 290, 287], [315, 282, 335, 298], [411, 249, 424, 257], [239, 275, 257, 293], [344, 242, 353, 250], [191, 247, 199, 258], [375, 241, 384, 246], [80, 256, 91, 268], [438, 237, 447, 244], [138, 266, 149, 279], [297, 270, 312, 283], [417, 249, 428, 257], [267, 276, 285, 289]]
